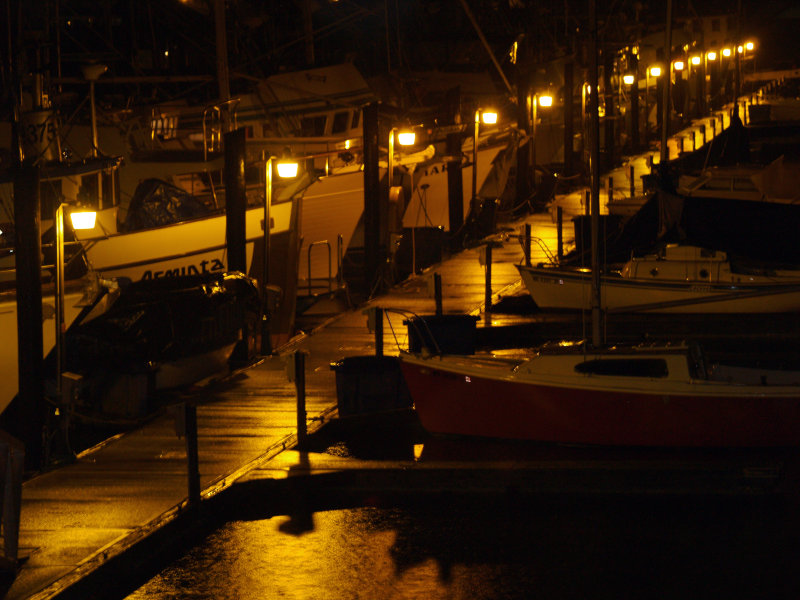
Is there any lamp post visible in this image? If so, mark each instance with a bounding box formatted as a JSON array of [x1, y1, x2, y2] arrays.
[[705, 50, 718, 109], [472, 108, 497, 202], [644, 66, 661, 145], [387, 127, 416, 193], [530, 94, 552, 183], [260, 154, 298, 355], [55, 205, 96, 399]]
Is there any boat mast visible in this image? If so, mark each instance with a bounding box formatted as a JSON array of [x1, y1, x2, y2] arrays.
[[588, 0, 602, 347], [659, 0, 673, 165]]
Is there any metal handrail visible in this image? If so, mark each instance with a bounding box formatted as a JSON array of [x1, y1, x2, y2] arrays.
[[307, 240, 332, 296]]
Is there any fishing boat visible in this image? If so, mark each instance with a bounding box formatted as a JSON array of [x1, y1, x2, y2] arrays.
[[516, 244, 800, 314]]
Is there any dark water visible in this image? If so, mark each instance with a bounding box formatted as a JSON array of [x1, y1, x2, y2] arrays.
[[124, 495, 800, 600], [124, 422, 800, 600]]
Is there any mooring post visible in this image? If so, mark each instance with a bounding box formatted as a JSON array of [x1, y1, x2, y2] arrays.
[[434, 273, 443, 316], [184, 402, 200, 508], [373, 307, 384, 357], [294, 351, 307, 447], [629, 165, 635, 197], [556, 206, 563, 261], [484, 244, 492, 324], [524, 223, 532, 267]]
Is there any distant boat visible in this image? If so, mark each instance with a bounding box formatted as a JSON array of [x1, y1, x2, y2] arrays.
[[399, 342, 800, 447], [517, 244, 800, 313]]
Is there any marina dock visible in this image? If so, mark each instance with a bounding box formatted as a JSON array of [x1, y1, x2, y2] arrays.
[[5, 107, 800, 599]]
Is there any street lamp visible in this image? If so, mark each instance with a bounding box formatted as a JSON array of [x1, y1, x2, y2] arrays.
[[55, 205, 96, 399], [260, 154, 298, 355], [472, 109, 497, 202]]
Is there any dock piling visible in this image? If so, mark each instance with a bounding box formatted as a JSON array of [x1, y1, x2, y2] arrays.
[[294, 351, 308, 447], [483, 244, 493, 324], [523, 223, 532, 267], [629, 165, 635, 197], [434, 274, 443, 315], [184, 402, 200, 508]]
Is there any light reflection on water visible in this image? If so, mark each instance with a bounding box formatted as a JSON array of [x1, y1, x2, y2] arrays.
[[126, 495, 800, 600]]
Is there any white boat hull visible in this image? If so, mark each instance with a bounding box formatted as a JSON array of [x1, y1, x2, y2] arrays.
[[1, 288, 90, 415], [517, 264, 800, 313]]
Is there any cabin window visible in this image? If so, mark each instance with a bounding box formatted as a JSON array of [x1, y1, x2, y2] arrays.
[[351, 111, 360, 129], [703, 178, 731, 191], [574, 358, 669, 378], [733, 178, 757, 191], [300, 115, 327, 136], [331, 111, 350, 134]]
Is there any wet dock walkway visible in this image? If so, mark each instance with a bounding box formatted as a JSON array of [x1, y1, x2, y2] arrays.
[[5, 86, 794, 599]]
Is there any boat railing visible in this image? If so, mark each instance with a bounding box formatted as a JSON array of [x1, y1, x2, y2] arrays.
[[377, 308, 444, 356], [305, 234, 345, 297], [513, 228, 559, 266], [202, 99, 241, 160]]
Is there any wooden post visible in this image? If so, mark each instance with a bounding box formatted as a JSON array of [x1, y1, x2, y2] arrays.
[[224, 128, 247, 273], [294, 351, 307, 447], [9, 165, 45, 470], [446, 132, 464, 245], [629, 165, 635, 197], [184, 402, 200, 508], [484, 244, 492, 324], [373, 307, 383, 357], [524, 223, 532, 267], [563, 60, 575, 176], [224, 128, 249, 363], [363, 103, 381, 293], [434, 273, 443, 316], [607, 176, 613, 208], [557, 206, 564, 261]]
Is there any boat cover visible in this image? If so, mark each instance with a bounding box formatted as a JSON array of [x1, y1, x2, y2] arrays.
[[119, 178, 213, 232]]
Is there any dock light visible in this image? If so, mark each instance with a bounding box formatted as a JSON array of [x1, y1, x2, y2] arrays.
[[537, 95, 553, 108], [691, 55, 701, 66], [722, 48, 732, 58], [481, 111, 498, 124], [472, 109, 497, 202], [276, 160, 299, 179], [745, 41, 755, 51], [261, 153, 299, 355], [69, 210, 97, 230], [673, 60, 685, 71], [707, 51, 717, 61], [649, 66, 662, 77], [397, 130, 416, 146], [623, 74, 635, 85], [55, 205, 98, 402], [737, 45, 744, 54]]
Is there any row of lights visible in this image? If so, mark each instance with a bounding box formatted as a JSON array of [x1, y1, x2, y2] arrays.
[[621, 40, 757, 85]]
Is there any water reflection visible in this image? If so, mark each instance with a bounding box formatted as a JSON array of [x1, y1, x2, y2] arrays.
[[127, 494, 800, 600]]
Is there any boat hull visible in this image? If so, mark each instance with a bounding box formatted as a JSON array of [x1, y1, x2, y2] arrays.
[[517, 264, 800, 313], [76, 200, 300, 346], [400, 352, 800, 447]]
